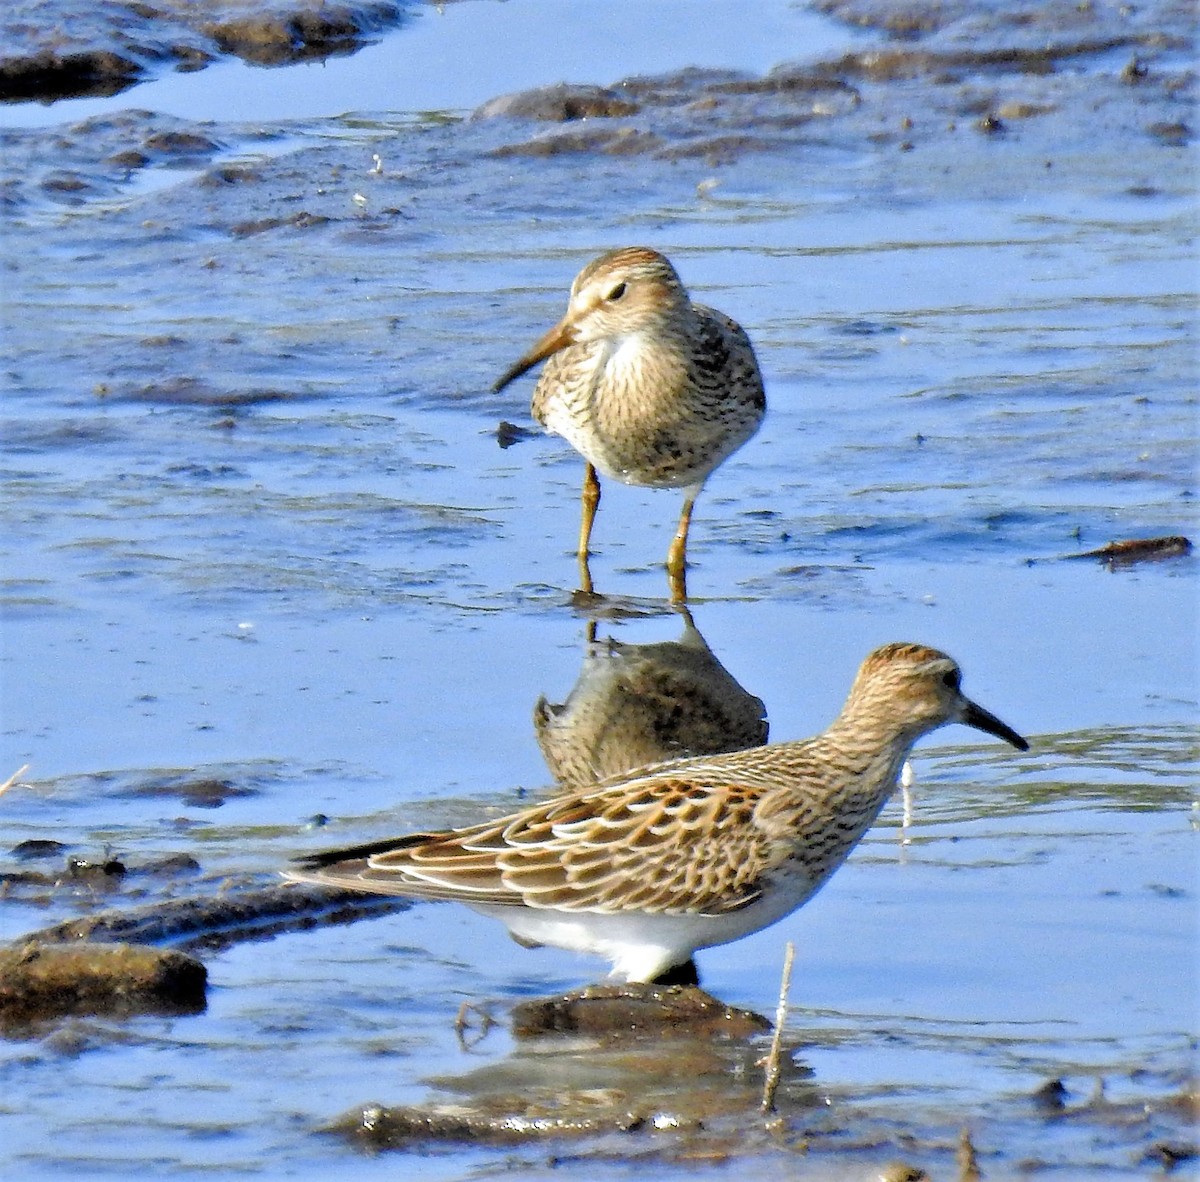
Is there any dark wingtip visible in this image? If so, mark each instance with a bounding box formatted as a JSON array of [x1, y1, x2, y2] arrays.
[[290, 833, 430, 871]]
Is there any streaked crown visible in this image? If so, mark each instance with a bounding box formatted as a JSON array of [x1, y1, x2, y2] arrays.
[[844, 643, 968, 734], [563, 247, 691, 342]]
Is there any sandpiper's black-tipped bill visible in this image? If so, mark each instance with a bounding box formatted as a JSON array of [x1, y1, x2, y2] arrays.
[[493, 320, 575, 393], [962, 699, 1028, 751]]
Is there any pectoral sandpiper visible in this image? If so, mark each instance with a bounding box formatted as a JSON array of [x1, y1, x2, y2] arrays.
[[493, 247, 765, 601], [287, 643, 1027, 985]]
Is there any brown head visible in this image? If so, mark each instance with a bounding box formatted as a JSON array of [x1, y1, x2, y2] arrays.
[[838, 642, 1028, 750], [493, 248, 690, 393]]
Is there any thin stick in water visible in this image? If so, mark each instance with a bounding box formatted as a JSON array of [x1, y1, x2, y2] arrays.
[[760, 940, 795, 1115]]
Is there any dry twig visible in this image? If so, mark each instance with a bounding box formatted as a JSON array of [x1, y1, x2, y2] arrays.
[[760, 940, 795, 1115], [0, 765, 30, 797]]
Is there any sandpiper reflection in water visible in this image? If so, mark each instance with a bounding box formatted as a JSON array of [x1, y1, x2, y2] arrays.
[[535, 609, 767, 790]]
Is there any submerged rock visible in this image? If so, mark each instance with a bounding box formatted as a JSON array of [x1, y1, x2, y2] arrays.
[[24, 882, 408, 953], [9, 840, 70, 862], [327, 1100, 647, 1148]]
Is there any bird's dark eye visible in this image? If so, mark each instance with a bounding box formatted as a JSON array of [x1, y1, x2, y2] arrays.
[[941, 669, 961, 691], [606, 282, 627, 302]]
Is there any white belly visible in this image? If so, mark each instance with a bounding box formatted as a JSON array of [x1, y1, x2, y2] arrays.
[[471, 881, 816, 984]]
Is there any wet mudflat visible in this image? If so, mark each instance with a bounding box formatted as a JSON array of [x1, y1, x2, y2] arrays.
[[0, 0, 1196, 1177]]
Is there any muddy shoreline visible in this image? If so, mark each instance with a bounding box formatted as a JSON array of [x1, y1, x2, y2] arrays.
[[0, 0, 410, 103]]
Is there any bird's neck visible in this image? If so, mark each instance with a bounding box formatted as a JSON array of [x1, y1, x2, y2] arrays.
[[808, 715, 920, 808]]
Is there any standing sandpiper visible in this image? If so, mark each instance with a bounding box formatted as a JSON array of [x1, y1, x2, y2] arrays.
[[493, 247, 765, 602], [287, 643, 1028, 986]]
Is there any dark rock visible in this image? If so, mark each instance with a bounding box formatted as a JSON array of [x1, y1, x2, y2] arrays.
[[0, 942, 206, 1022], [136, 853, 202, 877], [168, 43, 215, 73], [511, 983, 770, 1041], [495, 420, 538, 449], [0, 869, 55, 887], [40, 172, 91, 193], [1032, 1077, 1069, 1112], [0, 49, 141, 103], [107, 149, 150, 169], [10, 840, 69, 862], [0, 3, 407, 102], [1121, 56, 1149, 83]]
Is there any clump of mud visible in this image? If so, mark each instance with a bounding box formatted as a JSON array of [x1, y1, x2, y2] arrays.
[[0, 0, 410, 102], [0, 941, 206, 1023], [512, 982, 771, 1041]]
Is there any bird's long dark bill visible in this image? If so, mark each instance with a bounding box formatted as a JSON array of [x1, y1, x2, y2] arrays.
[[963, 699, 1029, 751], [492, 320, 574, 392]]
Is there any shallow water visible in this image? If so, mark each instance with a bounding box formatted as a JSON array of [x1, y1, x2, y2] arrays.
[[0, 0, 856, 129], [1, 0, 1197, 1176]]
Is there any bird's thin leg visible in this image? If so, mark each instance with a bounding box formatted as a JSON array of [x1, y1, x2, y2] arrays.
[[651, 958, 700, 987], [666, 489, 698, 603], [577, 463, 601, 594]]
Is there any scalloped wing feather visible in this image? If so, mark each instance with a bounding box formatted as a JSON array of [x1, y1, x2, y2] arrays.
[[350, 777, 772, 916], [293, 774, 773, 915]]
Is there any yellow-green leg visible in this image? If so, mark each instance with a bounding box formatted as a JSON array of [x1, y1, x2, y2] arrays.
[[577, 463, 601, 595], [666, 490, 697, 603]]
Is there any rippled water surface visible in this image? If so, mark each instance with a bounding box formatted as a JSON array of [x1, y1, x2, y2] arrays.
[[1, 0, 1196, 1176]]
